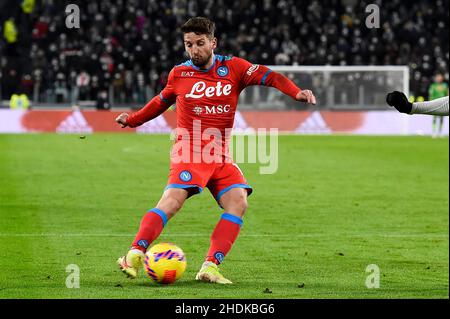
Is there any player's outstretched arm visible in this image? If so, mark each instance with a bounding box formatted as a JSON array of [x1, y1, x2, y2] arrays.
[[116, 69, 176, 128], [263, 70, 316, 105], [410, 96, 449, 116], [115, 94, 172, 128], [235, 58, 316, 105], [386, 91, 449, 116]]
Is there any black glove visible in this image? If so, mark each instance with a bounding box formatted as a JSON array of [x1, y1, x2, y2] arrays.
[[386, 91, 413, 114]]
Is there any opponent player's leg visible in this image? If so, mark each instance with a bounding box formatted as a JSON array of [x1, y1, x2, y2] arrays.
[[432, 116, 438, 138], [117, 188, 188, 278], [438, 116, 444, 137]]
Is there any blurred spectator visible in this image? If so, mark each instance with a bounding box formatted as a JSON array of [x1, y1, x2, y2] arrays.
[[428, 73, 449, 137], [2, 68, 20, 99], [96, 90, 110, 110], [3, 18, 18, 44], [75, 70, 91, 100], [54, 72, 68, 103], [9, 93, 30, 109]]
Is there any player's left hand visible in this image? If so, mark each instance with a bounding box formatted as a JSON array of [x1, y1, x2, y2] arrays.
[[296, 90, 316, 105]]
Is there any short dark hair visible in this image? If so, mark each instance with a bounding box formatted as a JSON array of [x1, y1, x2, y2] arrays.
[[181, 17, 215, 38]]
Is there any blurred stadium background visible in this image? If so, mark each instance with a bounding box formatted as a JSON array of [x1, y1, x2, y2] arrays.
[[0, 0, 448, 117]]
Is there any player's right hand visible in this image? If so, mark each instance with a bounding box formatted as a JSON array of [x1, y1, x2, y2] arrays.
[[115, 113, 129, 128], [386, 91, 413, 114]]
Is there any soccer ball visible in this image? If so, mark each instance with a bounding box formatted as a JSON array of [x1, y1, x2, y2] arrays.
[[143, 242, 187, 284]]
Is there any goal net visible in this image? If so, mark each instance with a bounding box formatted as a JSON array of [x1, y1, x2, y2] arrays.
[[238, 65, 409, 111]]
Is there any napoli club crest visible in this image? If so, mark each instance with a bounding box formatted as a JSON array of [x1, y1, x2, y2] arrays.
[[179, 170, 192, 182], [214, 252, 225, 264], [217, 66, 229, 77]]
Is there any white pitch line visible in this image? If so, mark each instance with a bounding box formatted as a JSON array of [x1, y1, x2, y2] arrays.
[[0, 233, 448, 238]]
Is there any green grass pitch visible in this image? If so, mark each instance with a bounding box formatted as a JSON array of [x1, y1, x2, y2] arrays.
[[0, 133, 448, 298]]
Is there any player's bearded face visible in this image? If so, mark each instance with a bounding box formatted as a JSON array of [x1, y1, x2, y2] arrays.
[[184, 33, 217, 68]]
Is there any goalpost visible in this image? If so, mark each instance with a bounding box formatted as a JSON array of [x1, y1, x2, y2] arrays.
[[239, 65, 410, 110]]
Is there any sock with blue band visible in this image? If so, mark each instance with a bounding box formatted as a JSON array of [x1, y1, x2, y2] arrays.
[[206, 213, 243, 265], [131, 208, 168, 253]]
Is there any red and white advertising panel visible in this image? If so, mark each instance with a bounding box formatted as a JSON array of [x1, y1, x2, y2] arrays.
[[0, 109, 447, 135]]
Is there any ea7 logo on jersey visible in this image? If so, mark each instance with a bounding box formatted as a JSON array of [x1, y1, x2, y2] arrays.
[[185, 81, 232, 99], [181, 71, 194, 77], [246, 64, 260, 76]]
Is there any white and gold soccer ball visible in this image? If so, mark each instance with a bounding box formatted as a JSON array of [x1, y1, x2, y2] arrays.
[[143, 243, 187, 284]]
